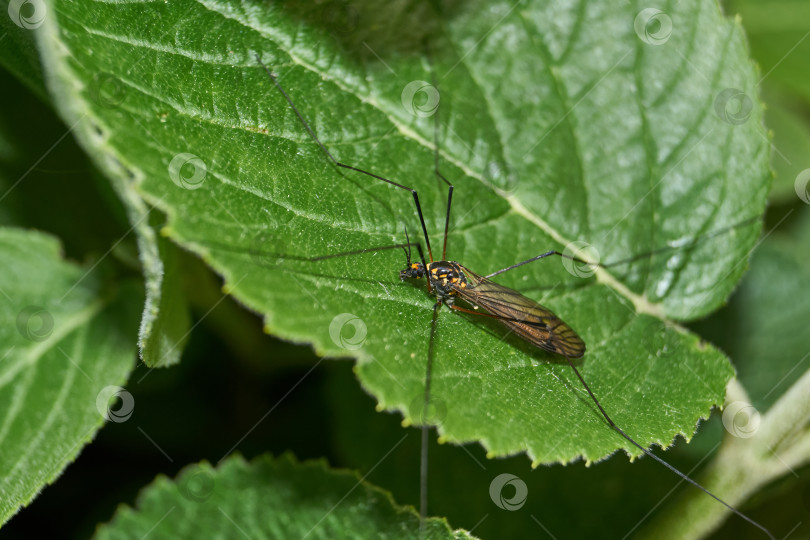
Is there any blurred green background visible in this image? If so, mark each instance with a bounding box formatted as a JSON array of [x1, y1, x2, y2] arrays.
[[1, 0, 809, 538]]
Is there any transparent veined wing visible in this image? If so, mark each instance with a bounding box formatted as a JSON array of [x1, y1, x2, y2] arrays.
[[452, 266, 586, 359]]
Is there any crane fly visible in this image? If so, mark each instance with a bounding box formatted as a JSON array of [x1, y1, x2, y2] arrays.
[[400, 258, 586, 359], [250, 54, 774, 540]]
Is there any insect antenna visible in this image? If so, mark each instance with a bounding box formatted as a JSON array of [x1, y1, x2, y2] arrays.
[[402, 226, 412, 264], [401, 224, 427, 268]]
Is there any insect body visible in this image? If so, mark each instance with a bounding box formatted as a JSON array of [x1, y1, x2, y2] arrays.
[[425, 261, 467, 298], [402, 258, 586, 358], [254, 53, 774, 540], [401, 260, 467, 301]]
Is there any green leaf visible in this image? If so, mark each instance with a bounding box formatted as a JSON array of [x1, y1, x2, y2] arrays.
[[0, 228, 140, 524], [726, 0, 810, 102], [642, 206, 810, 539], [697, 207, 810, 411], [0, 20, 190, 368], [732, 234, 810, 409], [137, 230, 191, 368], [94, 454, 473, 539], [34, 0, 769, 464], [762, 89, 810, 204]]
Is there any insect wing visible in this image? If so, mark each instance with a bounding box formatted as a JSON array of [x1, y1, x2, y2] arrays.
[[453, 267, 586, 358]]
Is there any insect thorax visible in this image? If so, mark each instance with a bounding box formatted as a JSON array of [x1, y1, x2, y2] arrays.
[[426, 261, 467, 302], [399, 260, 468, 303]]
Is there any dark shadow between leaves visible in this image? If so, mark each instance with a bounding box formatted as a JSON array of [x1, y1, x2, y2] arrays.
[[271, 0, 466, 65]]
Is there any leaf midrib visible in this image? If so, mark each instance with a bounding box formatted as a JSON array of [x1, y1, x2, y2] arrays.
[[187, 0, 673, 321], [0, 297, 108, 456], [0, 297, 107, 391], [70, 0, 712, 323], [1, 327, 86, 491]]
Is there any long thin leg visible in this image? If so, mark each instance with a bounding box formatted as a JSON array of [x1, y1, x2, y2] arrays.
[[448, 303, 558, 332], [484, 250, 572, 279], [256, 54, 436, 262], [420, 301, 442, 533], [485, 214, 763, 280], [419, 44, 450, 535], [563, 357, 775, 540], [436, 176, 453, 262], [201, 237, 420, 264], [448, 303, 528, 323], [599, 215, 761, 269], [434, 139, 453, 262], [309, 244, 414, 262], [448, 304, 774, 539], [425, 42, 454, 262]]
